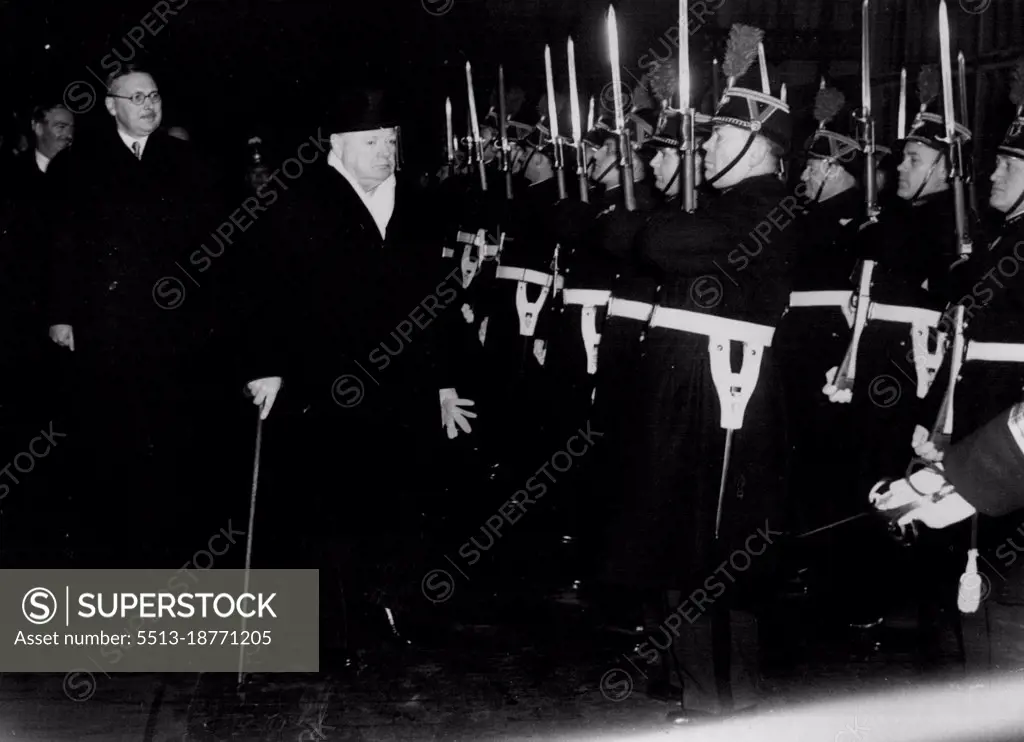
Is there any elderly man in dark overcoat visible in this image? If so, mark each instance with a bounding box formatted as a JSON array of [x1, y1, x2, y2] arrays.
[[242, 87, 475, 659]]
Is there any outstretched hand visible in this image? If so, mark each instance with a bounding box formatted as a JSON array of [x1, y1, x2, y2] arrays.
[[440, 388, 477, 439]]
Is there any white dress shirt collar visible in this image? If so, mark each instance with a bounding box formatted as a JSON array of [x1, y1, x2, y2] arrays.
[[328, 150, 396, 240], [34, 149, 51, 173], [118, 129, 150, 158]]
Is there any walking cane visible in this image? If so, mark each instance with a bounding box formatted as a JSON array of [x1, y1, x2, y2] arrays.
[[237, 411, 263, 689]]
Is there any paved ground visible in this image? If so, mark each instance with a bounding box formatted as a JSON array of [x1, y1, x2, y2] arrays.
[[0, 580, 996, 742]]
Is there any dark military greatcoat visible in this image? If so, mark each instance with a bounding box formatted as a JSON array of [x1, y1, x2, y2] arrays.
[[599, 174, 800, 595]]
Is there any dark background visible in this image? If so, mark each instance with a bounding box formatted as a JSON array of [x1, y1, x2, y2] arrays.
[[2, 0, 1024, 180]]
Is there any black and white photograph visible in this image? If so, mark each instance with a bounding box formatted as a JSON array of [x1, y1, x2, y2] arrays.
[[2, 0, 1024, 739]]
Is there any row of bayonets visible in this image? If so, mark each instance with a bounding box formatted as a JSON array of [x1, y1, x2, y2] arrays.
[[445, 4, 701, 212], [443, 0, 974, 240]]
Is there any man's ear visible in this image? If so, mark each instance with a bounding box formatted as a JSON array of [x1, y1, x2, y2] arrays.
[[32, 122, 44, 140], [104, 95, 116, 118], [330, 133, 345, 154], [747, 135, 770, 169]]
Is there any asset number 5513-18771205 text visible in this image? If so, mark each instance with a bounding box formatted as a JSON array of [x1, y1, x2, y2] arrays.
[[136, 629, 271, 646]]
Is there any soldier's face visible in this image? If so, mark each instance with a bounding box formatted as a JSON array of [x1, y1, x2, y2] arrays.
[[337, 128, 398, 188], [524, 150, 553, 183], [989, 155, 1024, 214], [590, 140, 618, 185], [105, 73, 162, 138], [800, 157, 830, 198], [33, 107, 74, 159], [651, 147, 681, 196], [703, 125, 752, 189], [509, 142, 531, 174], [897, 142, 946, 200], [480, 126, 498, 164]]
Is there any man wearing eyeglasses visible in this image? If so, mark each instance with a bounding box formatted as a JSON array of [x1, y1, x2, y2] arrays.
[[45, 63, 222, 568]]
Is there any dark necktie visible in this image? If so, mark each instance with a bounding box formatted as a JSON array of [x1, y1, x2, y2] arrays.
[[132, 141, 141, 160]]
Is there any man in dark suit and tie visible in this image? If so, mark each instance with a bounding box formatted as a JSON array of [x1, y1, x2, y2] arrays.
[[46, 64, 221, 567]]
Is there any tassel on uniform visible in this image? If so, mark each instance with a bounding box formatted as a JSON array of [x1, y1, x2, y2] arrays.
[[958, 548, 982, 614]]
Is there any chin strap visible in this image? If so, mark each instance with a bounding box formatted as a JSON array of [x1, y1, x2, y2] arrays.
[[592, 160, 619, 190], [706, 130, 756, 188], [813, 179, 827, 204], [910, 154, 943, 204], [1007, 188, 1024, 222], [664, 160, 682, 196], [522, 148, 541, 177]]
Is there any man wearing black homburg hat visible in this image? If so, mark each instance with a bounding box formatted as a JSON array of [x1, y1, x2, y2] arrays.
[[243, 86, 475, 660]]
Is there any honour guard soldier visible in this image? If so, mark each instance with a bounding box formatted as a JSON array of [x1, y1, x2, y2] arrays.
[[469, 98, 583, 585], [912, 62, 1024, 676], [547, 106, 683, 606], [824, 66, 973, 508], [775, 85, 876, 622], [859, 66, 970, 300], [586, 113, 653, 207], [597, 24, 798, 716], [826, 59, 976, 663]]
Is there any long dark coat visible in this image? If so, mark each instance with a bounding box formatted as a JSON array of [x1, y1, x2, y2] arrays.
[[543, 181, 664, 577], [943, 213, 1024, 606], [44, 126, 224, 564], [472, 177, 568, 457], [244, 160, 462, 424], [846, 193, 957, 497], [600, 174, 800, 597], [237, 160, 464, 573], [0, 151, 71, 565], [549, 180, 663, 412], [0, 151, 61, 413], [47, 126, 221, 370], [774, 187, 862, 529]]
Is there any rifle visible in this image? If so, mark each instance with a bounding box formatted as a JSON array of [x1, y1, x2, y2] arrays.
[[606, 5, 636, 211], [465, 61, 488, 192], [939, 0, 972, 262], [678, 0, 696, 212], [498, 65, 514, 200], [860, 0, 880, 223], [544, 45, 568, 201], [567, 37, 589, 203]]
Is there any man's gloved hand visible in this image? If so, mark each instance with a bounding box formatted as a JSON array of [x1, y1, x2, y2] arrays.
[[440, 388, 476, 439], [869, 464, 976, 533], [49, 324, 74, 351], [247, 377, 282, 420], [911, 424, 944, 463], [822, 366, 852, 404]]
